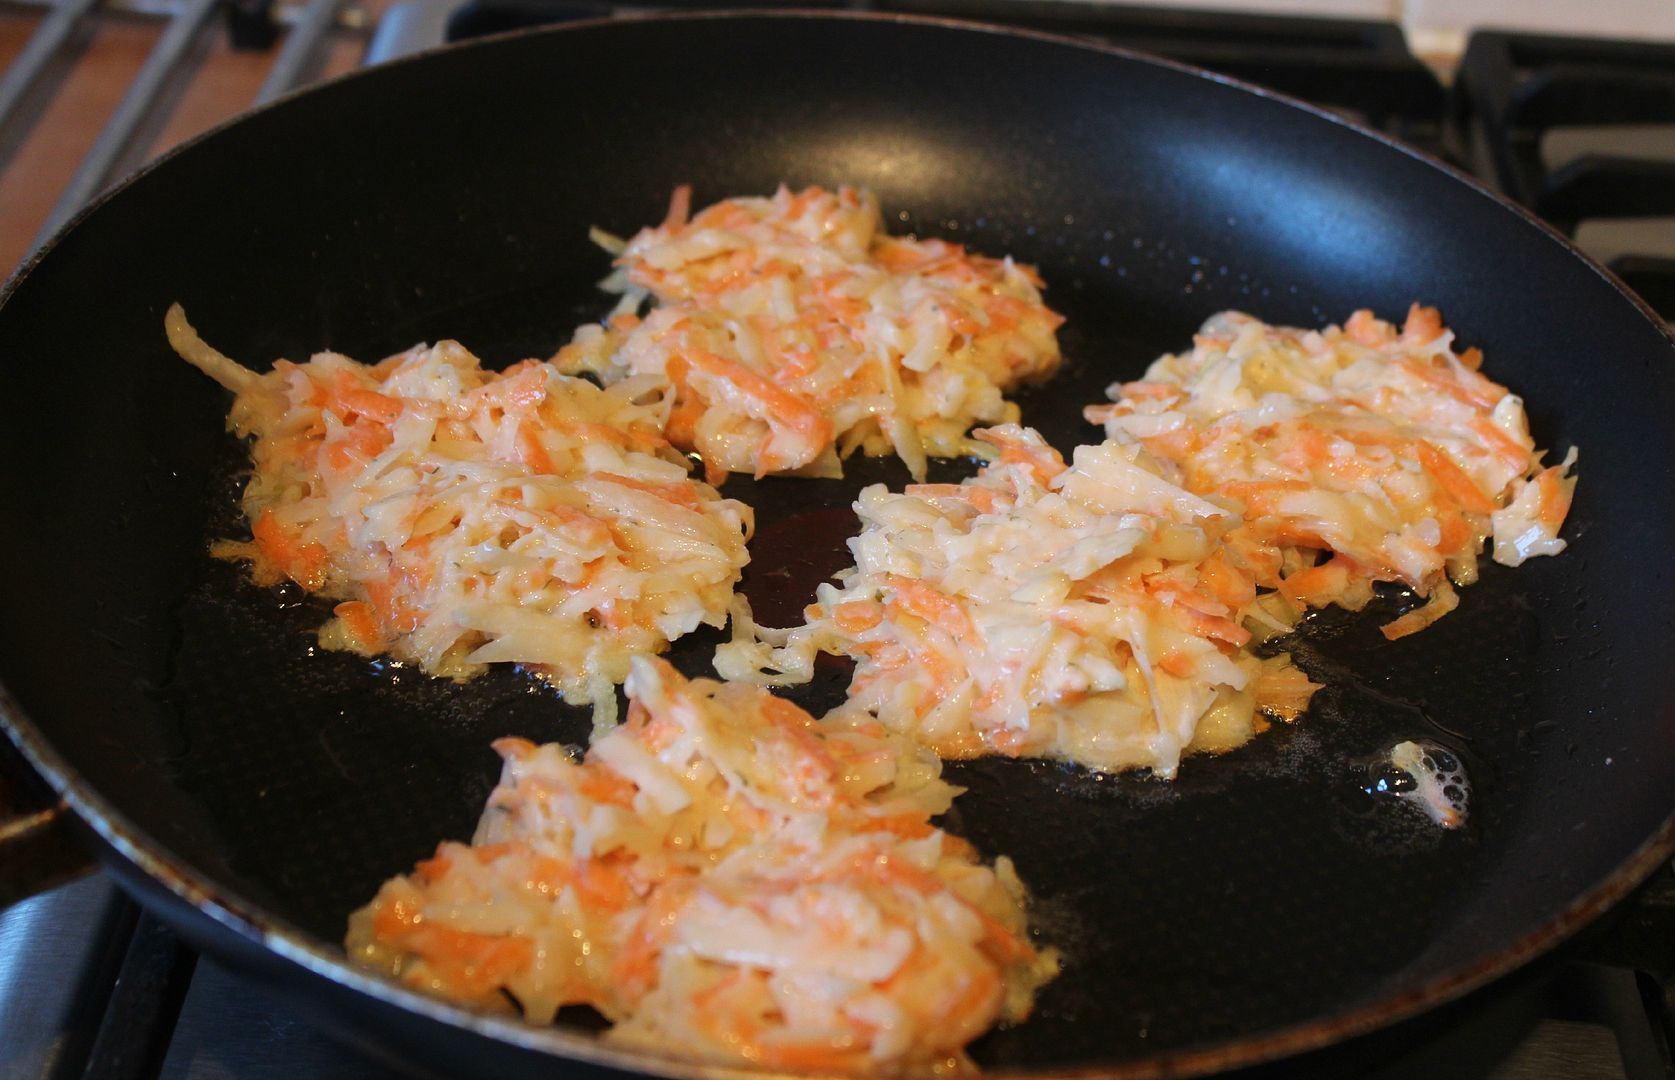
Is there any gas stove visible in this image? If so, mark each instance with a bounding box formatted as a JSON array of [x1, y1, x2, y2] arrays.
[[1, 4, 1673, 1079]]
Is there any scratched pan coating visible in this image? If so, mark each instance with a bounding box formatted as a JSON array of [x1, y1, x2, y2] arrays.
[[1, 12, 1673, 1078]]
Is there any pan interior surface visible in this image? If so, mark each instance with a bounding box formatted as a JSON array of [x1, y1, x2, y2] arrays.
[[1, 13, 1673, 1075]]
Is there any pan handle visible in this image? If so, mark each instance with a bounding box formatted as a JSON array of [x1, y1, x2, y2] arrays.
[[0, 736, 92, 909]]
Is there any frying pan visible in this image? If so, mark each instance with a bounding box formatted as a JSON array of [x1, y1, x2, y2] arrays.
[[2, 11, 1673, 1078]]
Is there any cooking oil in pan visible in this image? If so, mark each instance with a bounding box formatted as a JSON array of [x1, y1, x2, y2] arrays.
[[1363, 739, 1472, 829]]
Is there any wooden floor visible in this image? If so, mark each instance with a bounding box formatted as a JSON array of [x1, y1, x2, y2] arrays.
[[0, 2, 377, 276]]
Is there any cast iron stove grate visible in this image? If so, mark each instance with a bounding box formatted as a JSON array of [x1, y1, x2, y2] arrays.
[[1455, 30, 1675, 320]]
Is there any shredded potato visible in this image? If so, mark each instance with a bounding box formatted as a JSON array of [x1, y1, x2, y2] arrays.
[[347, 658, 1058, 1072], [717, 425, 1319, 778], [555, 185, 1063, 481], [168, 305, 751, 713], [179, 204, 1588, 1068], [1085, 305, 1578, 639]]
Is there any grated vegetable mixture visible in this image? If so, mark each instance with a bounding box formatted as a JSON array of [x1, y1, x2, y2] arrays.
[[556, 185, 1064, 482], [1085, 305, 1577, 639], [173, 225, 1582, 1068], [167, 305, 751, 717], [717, 425, 1320, 778], [347, 658, 1058, 1072]]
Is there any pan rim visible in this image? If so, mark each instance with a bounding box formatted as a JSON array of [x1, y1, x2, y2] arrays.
[[4, 9, 1675, 1078], [8, 677, 1675, 1078], [6, 8, 1672, 350]]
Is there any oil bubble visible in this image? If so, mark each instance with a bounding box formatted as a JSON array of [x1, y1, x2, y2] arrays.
[[1364, 740, 1470, 828]]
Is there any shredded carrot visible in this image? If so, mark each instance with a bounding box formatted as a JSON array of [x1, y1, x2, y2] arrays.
[[1400, 302, 1443, 343], [407, 926, 534, 997], [1380, 580, 1461, 640], [577, 768, 639, 807], [832, 600, 885, 634], [332, 600, 386, 653], [251, 508, 329, 591], [881, 574, 973, 639], [1535, 463, 1574, 529], [1415, 442, 1497, 515], [1345, 308, 1395, 346]]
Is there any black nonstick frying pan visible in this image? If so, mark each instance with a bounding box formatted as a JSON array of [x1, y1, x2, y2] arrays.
[[2, 12, 1673, 1078]]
